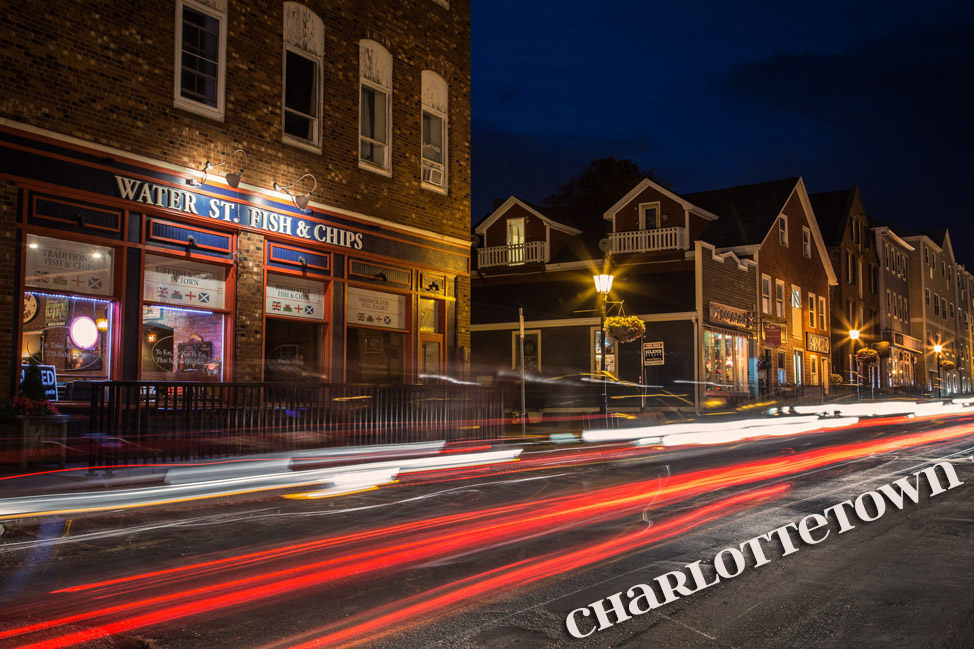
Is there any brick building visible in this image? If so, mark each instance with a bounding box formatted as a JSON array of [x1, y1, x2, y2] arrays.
[[1, 0, 471, 400], [871, 225, 920, 388]]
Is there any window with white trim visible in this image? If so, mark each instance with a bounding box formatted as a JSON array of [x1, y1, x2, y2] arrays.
[[775, 279, 785, 318], [639, 202, 660, 230], [808, 292, 816, 327], [421, 71, 448, 191], [887, 290, 892, 315], [282, 3, 324, 148], [818, 295, 826, 329], [761, 274, 772, 314], [174, 0, 227, 119], [802, 226, 811, 258], [934, 294, 940, 316], [359, 40, 392, 173], [778, 215, 788, 246]]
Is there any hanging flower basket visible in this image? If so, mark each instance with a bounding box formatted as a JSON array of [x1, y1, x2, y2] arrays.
[[604, 315, 646, 343], [940, 360, 956, 371], [855, 348, 879, 365], [829, 373, 844, 385]]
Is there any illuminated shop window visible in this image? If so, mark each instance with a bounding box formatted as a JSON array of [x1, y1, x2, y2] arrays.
[[264, 274, 326, 381], [141, 254, 227, 381], [703, 329, 749, 393], [23, 235, 116, 398]]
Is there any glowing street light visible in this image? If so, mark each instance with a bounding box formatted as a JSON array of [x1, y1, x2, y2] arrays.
[[593, 274, 614, 415], [934, 343, 944, 398]]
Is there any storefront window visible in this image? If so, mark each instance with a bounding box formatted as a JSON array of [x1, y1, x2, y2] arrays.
[[346, 287, 407, 383], [265, 319, 322, 381], [264, 274, 327, 381], [142, 306, 224, 380], [594, 330, 616, 374], [703, 329, 749, 392], [141, 254, 228, 381], [23, 235, 117, 398], [23, 293, 113, 398]]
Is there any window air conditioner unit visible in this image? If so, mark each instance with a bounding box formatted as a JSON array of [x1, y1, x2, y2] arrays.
[[422, 163, 444, 187]]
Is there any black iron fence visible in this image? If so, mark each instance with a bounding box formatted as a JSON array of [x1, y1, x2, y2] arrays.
[[88, 381, 505, 469]]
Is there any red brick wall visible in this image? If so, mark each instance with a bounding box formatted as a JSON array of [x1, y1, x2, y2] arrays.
[[0, 1, 471, 239]]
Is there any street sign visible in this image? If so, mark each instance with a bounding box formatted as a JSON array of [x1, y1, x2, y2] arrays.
[[643, 341, 664, 366]]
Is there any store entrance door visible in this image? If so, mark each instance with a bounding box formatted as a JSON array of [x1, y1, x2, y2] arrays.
[[419, 334, 443, 382]]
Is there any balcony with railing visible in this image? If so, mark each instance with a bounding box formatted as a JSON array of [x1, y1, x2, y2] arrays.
[[477, 241, 547, 268], [609, 227, 687, 254]]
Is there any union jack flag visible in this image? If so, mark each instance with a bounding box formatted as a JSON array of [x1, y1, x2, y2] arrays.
[[272, 301, 282, 311], [157, 287, 169, 298], [357, 312, 366, 321]]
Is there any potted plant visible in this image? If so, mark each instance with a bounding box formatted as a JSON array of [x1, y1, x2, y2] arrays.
[[829, 373, 844, 385], [1, 363, 66, 468], [603, 315, 646, 343], [855, 348, 879, 365]]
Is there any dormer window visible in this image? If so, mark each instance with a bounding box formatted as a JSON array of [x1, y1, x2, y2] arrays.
[[638, 202, 660, 230], [507, 218, 525, 265]]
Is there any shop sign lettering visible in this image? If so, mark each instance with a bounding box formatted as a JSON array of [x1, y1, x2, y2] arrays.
[[709, 302, 754, 330], [144, 254, 226, 309], [25, 234, 114, 297], [806, 332, 830, 354], [764, 325, 782, 348], [115, 176, 364, 250], [265, 274, 325, 321], [642, 341, 664, 366], [346, 287, 404, 330]]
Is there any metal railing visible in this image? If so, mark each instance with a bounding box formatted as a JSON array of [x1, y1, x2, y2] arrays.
[[609, 227, 687, 254], [477, 241, 547, 267], [88, 381, 505, 469]]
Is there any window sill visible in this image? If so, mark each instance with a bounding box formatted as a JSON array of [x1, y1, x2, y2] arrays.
[[358, 160, 393, 178], [282, 134, 322, 154], [173, 97, 224, 122], [421, 181, 448, 195]]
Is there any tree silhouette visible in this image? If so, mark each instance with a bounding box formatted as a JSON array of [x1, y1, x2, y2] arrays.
[[541, 157, 669, 225]]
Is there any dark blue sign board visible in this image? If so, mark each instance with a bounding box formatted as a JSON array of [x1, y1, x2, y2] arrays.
[[21, 364, 58, 401]]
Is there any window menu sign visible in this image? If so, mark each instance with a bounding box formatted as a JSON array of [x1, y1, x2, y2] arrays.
[[346, 287, 405, 330], [265, 275, 325, 321], [25, 235, 114, 297], [144, 254, 226, 309]]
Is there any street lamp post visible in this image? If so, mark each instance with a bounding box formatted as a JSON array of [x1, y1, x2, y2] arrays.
[[594, 274, 614, 416], [850, 329, 861, 401], [934, 343, 943, 399]]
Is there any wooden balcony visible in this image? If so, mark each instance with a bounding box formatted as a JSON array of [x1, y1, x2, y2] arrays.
[[477, 241, 547, 268], [609, 227, 687, 254]]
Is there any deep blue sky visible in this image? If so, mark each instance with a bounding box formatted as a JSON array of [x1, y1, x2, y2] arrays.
[[471, 0, 974, 262]]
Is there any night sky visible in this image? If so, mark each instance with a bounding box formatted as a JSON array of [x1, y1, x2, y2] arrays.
[[471, 0, 974, 264]]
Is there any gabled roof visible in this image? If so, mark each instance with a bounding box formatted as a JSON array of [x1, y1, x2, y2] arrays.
[[685, 177, 800, 248], [688, 177, 837, 285], [602, 177, 720, 222], [809, 187, 858, 247], [473, 196, 582, 237]]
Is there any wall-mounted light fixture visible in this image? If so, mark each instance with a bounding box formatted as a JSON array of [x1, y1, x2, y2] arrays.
[[186, 235, 197, 248], [298, 256, 307, 269], [427, 281, 440, 292], [196, 149, 247, 188], [273, 173, 317, 211]]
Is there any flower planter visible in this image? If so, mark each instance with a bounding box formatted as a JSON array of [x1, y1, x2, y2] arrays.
[[0, 415, 70, 468]]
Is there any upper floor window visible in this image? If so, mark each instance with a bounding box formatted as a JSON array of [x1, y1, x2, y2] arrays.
[[638, 202, 661, 230], [359, 40, 393, 174], [282, 3, 324, 149], [775, 279, 785, 318], [761, 274, 772, 314], [174, 0, 227, 120], [802, 226, 811, 258], [808, 292, 816, 327], [421, 71, 448, 191], [818, 296, 826, 330], [778, 216, 788, 246]]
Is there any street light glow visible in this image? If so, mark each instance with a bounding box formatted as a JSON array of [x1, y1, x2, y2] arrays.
[[849, 329, 860, 340], [593, 274, 614, 294]]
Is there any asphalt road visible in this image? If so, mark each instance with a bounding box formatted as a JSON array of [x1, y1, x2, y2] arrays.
[[1, 413, 972, 649]]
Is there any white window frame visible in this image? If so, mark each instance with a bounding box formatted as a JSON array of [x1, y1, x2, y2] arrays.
[[281, 4, 324, 151], [421, 70, 449, 193], [761, 274, 772, 314], [359, 40, 393, 175], [802, 226, 811, 258], [808, 292, 816, 328], [506, 217, 525, 265], [775, 279, 785, 318], [639, 202, 661, 230], [818, 296, 826, 330], [173, 0, 227, 121], [778, 215, 788, 246]]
